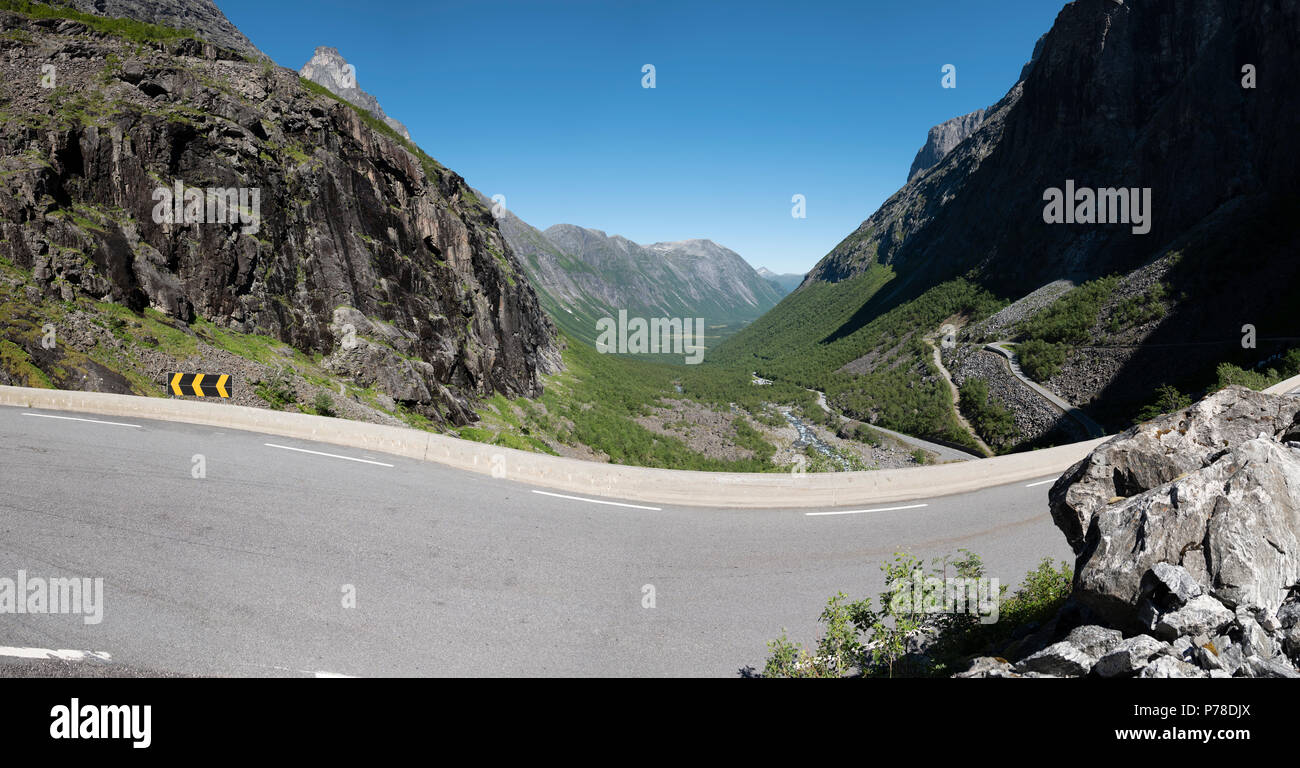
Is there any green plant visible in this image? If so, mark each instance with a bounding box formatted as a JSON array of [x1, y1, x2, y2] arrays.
[[312, 391, 336, 417], [253, 368, 297, 410], [1135, 384, 1191, 422], [957, 378, 1018, 450]]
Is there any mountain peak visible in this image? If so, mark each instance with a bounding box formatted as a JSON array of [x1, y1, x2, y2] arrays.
[[300, 46, 411, 140]]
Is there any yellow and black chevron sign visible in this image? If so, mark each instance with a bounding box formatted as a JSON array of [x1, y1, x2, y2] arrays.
[[169, 373, 232, 398]]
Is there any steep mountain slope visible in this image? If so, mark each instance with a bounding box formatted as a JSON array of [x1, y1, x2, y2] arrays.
[[541, 224, 783, 325], [64, 0, 263, 58], [299, 46, 410, 140], [715, 0, 1300, 440], [0, 3, 558, 425]]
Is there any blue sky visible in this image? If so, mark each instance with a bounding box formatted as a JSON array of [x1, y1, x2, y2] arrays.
[[220, 0, 1065, 274]]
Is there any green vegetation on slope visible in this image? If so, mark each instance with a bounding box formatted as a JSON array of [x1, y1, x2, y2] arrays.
[[957, 378, 1018, 452], [0, 1, 196, 44], [1015, 276, 1117, 382], [699, 266, 1005, 451], [471, 334, 779, 472]]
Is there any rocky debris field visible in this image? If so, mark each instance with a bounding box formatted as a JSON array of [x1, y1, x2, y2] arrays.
[[946, 345, 1084, 447], [958, 386, 1300, 678]]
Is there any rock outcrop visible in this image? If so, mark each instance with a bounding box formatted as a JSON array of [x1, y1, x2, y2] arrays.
[[959, 386, 1300, 678], [906, 109, 985, 182], [299, 46, 411, 141], [65, 0, 265, 59], [0, 7, 558, 424]]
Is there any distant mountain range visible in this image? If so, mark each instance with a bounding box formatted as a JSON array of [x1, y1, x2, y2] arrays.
[[756, 268, 804, 296], [487, 198, 784, 347]]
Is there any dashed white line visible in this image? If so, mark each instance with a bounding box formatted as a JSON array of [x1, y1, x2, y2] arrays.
[[531, 490, 661, 511], [0, 646, 112, 662], [1024, 479, 1056, 488], [806, 503, 928, 517], [263, 443, 394, 467], [22, 412, 141, 429]]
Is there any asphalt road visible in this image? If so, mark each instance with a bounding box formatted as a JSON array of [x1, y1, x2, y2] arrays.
[[0, 404, 1073, 677]]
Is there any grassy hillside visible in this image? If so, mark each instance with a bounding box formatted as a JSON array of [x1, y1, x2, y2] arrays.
[[702, 266, 1005, 451]]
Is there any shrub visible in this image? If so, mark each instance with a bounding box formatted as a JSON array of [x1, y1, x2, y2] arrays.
[[1135, 384, 1191, 421], [957, 378, 1018, 450], [253, 369, 297, 410], [1017, 338, 1067, 382], [313, 391, 336, 417]]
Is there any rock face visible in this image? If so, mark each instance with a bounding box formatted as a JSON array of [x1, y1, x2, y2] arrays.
[[299, 46, 411, 141], [906, 109, 985, 182], [796, 0, 1300, 425], [0, 9, 558, 424], [959, 386, 1300, 678], [65, 0, 265, 59], [1050, 386, 1300, 630]]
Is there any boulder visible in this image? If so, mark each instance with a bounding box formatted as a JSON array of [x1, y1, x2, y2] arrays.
[[1138, 656, 1207, 678], [1014, 641, 1096, 677], [1154, 595, 1235, 641], [1057, 429, 1300, 629], [1050, 386, 1300, 552], [1094, 634, 1165, 678]]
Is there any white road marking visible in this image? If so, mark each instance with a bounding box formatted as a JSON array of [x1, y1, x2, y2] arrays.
[[313, 671, 356, 678], [806, 503, 928, 517], [1024, 478, 1056, 488], [22, 412, 141, 429], [531, 490, 661, 511], [263, 443, 394, 467], [0, 646, 112, 662]]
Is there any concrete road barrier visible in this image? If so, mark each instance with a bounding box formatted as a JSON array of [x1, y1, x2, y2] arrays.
[[3, 379, 1296, 508]]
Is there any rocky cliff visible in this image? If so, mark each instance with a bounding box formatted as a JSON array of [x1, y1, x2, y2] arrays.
[[906, 108, 985, 182], [299, 46, 411, 141], [810, 0, 1299, 292], [0, 5, 558, 424]]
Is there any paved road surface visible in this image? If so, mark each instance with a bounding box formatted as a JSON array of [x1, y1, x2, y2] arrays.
[[0, 405, 1073, 677]]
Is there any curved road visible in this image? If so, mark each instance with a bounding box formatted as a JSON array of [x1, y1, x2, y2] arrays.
[[0, 404, 1073, 677]]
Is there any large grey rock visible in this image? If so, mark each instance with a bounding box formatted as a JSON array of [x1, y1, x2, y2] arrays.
[[1144, 563, 1204, 609], [1094, 634, 1165, 678], [1064, 625, 1123, 658], [1243, 655, 1300, 679], [953, 656, 1017, 678], [1138, 656, 1207, 679], [1014, 641, 1096, 677], [1051, 386, 1300, 553], [1154, 595, 1235, 641], [1050, 389, 1300, 630]]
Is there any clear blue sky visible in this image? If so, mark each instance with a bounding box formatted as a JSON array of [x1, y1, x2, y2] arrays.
[[219, 0, 1064, 274]]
